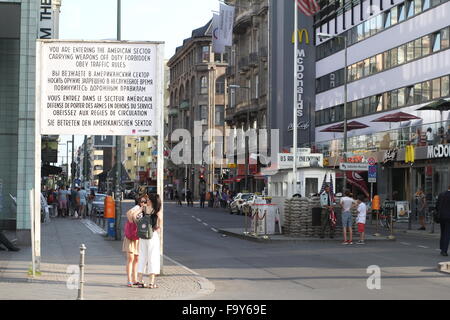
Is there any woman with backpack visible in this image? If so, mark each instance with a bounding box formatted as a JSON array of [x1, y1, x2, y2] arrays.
[[136, 193, 162, 289], [122, 195, 147, 287]]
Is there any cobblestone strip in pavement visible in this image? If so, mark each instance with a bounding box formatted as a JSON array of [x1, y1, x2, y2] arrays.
[[0, 218, 214, 300]]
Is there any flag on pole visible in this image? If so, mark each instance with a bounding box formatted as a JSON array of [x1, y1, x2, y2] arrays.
[[319, 173, 328, 195], [212, 3, 235, 54], [212, 13, 225, 54], [296, 0, 320, 16]]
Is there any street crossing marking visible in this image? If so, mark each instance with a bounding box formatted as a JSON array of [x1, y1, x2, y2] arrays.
[[203, 222, 208, 227], [211, 228, 219, 233], [418, 245, 429, 249], [81, 219, 107, 235], [196, 218, 202, 222], [400, 242, 411, 246]]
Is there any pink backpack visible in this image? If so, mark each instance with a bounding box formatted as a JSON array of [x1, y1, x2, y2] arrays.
[[124, 221, 139, 241]]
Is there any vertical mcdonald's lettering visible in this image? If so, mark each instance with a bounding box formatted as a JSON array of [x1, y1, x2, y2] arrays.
[[292, 29, 310, 44]]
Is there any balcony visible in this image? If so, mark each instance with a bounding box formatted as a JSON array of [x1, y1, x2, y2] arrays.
[[249, 52, 259, 67], [238, 56, 250, 72]]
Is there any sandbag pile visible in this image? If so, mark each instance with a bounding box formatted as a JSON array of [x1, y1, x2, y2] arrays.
[[284, 197, 358, 238]]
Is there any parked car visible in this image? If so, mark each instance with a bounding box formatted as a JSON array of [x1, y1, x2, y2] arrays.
[[92, 193, 107, 217], [229, 193, 254, 215]]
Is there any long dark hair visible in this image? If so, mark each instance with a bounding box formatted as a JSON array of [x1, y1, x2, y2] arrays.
[[148, 193, 161, 214]]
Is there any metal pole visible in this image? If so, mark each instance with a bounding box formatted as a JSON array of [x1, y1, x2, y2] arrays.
[[343, 36, 348, 192], [246, 89, 250, 192], [114, 0, 122, 240], [293, 0, 298, 197], [71, 135, 75, 184], [77, 244, 86, 300], [408, 165, 412, 230]]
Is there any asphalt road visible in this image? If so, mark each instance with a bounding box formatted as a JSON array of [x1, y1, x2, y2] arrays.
[[120, 201, 450, 300]]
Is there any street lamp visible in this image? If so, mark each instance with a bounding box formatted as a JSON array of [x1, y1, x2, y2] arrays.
[[317, 32, 348, 192], [228, 84, 251, 192]]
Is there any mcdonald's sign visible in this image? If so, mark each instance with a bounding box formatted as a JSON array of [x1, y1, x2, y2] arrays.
[[292, 29, 310, 44], [405, 145, 415, 164]]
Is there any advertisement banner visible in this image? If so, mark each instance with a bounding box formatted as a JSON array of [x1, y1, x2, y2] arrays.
[[37, 40, 162, 136]]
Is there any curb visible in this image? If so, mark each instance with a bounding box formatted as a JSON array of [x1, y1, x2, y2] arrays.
[[438, 262, 450, 275], [218, 229, 396, 243], [163, 255, 215, 299]]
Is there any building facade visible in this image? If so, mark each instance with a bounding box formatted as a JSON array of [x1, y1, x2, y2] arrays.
[[167, 20, 228, 197], [224, 0, 269, 193], [313, 0, 450, 203], [124, 136, 157, 185]]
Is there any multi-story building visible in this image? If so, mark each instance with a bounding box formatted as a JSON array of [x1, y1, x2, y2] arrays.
[[124, 136, 157, 185], [224, 0, 269, 193], [167, 20, 228, 196], [313, 0, 450, 203]]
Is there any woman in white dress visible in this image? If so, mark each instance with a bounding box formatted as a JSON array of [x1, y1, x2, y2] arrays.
[[136, 193, 162, 289]]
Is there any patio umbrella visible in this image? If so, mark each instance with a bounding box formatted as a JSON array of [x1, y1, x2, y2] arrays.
[[371, 111, 421, 124], [416, 99, 450, 123], [320, 121, 369, 133]]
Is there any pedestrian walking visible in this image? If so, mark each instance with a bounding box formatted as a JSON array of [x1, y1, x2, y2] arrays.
[[123, 198, 144, 287], [199, 182, 206, 208], [175, 190, 182, 206], [340, 191, 356, 245], [87, 189, 95, 217], [320, 185, 335, 239], [436, 186, 450, 256], [415, 189, 427, 230], [77, 187, 88, 219], [136, 193, 161, 288], [70, 186, 78, 218], [186, 189, 193, 207], [57, 186, 69, 217], [356, 195, 367, 245]]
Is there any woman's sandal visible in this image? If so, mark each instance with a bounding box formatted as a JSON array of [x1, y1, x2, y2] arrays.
[[127, 282, 133, 288]]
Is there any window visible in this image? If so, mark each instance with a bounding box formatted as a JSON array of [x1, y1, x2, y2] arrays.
[[376, 14, 383, 33], [199, 105, 208, 120], [363, 97, 370, 115], [356, 100, 364, 117], [384, 92, 391, 110], [422, 80, 431, 102], [214, 53, 221, 62], [423, 0, 431, 10], [384, 10, 392, 29], [398, 45, 406, 64], [376, 95, 383, 112], [128, 144, 132, 148], [415, 0, 423, 14], [433, 32, 441, 52], [441, 27, 450, 49], [406, 86, 415, 105], [414, 38, 422, 59], [356, 61, 364, 79], [202, 46, 210, 62], [422, 35, 431, 55], [398, 4, 405, 22], [407, 41, 415, 61], [432, 78, 441, 99], [350, 101, 356, 118], [357, 24, 364, 41], [391, 6, 398, 25], [128, 156, 132, 161], [375, 54, 383, 73], [216, 76, 225, 94], [200, 76, 208, 94], [406, 0, 415, 18], [255, 75, 259, 99], [442, 75, 450, 97], [363, 58, 370, 77], [364, 20, 371, 39], [391, 89, 398, 109], [398, 87, 406, 107], [215, 105, 224, 126], [383, 51, 391, 69], [370, 17, 377, 36], [369, 56, 377, 74], [391, 47, 398, 67], [431, 0, 441, 6], [414, 83, 422, 104]]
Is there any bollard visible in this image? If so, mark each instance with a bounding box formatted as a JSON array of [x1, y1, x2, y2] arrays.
[[77, 244, 86, 300]]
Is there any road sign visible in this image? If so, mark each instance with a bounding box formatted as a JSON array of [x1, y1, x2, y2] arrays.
[[368, 165, 377, 183], [339, 163, 369, 171], [37, 40, 162, 136], [368, 157, 376, 166]]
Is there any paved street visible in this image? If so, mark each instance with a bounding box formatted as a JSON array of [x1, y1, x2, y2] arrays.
[[157, 202, 450, 300]]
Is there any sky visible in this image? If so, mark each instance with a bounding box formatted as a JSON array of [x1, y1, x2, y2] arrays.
[[57, 0, 218, 164]]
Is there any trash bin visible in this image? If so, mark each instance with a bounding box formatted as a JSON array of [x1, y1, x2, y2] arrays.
[[107, 218, 116, 238]]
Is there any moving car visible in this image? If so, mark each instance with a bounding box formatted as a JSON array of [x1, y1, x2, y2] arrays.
[[229, 193, 254, 215]]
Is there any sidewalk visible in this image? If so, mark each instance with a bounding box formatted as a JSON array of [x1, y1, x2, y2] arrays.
[[0, 218, 214, 300], [364, 217, 441, 239]]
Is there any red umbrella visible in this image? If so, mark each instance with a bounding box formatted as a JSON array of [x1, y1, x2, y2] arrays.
[[320, 121, 369, 132], [371, 111, 421, 123]]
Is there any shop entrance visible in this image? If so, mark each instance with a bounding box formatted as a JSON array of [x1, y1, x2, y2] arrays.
[[392, 168, 407, 201]]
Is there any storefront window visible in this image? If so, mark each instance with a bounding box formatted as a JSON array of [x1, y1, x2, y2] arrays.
[[441, 75, 450, 97], [432, 78, 441, 99]]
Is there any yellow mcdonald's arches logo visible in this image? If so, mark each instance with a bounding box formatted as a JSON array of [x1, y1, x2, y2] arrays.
[[292, 29, 310, 44], [405, 145, 415, 163]]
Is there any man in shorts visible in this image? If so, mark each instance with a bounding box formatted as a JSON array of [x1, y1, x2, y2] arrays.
[[340, 191, 355, 245], [58, 186, 69, 217]]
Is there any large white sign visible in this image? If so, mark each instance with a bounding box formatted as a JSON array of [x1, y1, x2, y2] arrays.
[[37, 41, 161, 136], [38, 0, 53, 39], [278, 153, 323, 169]]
